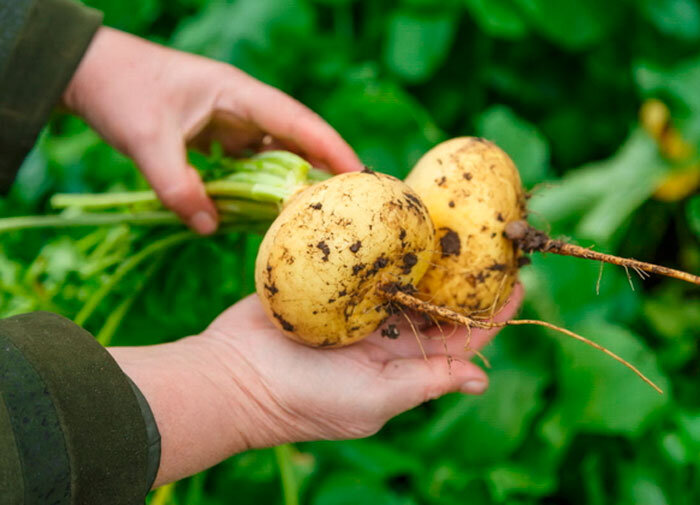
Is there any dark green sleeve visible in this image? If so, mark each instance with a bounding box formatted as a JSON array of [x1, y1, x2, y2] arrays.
[[0, 0, 103, 193], [0, 312, 161, 505]]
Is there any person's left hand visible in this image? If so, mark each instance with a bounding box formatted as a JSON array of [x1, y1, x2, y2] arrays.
[[112, 285, 523, 485], [201, 284, 525, 447], [62, 27, 363, 234]]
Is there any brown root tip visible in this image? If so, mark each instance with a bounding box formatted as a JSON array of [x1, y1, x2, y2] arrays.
[[380, 289, 663, 394], [504, 221, 700, 286]]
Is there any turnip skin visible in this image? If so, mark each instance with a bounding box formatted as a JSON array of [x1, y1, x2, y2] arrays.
[[255, 171, 435, 347], [405, 137, 526, 314]]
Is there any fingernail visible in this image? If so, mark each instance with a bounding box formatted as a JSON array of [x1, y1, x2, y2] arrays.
[[460, 380, 487, 395], [190, 211, 217, 235]]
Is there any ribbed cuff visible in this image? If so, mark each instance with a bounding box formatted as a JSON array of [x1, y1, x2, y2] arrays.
[[0, 312, 160, 504], [0, 0, 102, 193]]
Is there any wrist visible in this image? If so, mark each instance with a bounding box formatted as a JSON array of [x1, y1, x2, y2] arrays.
[[108, 333, 294, 486], [61, 26, 108, 114]]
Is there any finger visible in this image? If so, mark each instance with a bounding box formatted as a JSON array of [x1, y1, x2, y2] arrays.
[[376, 356, 488, 418], [233, 80, 364, 174], [130, 127, 218, 234]]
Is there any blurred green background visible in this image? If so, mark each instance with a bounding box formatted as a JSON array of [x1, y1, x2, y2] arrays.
[[2, 0, 700, 503]]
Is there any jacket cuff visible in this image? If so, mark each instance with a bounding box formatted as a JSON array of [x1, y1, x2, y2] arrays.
[[0, 311, 160, 503], [0, 0, 103, 193]]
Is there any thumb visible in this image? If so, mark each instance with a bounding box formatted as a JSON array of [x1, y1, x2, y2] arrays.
[[131, 130, 218, 234], [376, 356, 488, 418]]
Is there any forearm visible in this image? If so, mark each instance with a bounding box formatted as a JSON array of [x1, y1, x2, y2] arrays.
[[0, 0, 102, 192], [108, 335, 285, 487]]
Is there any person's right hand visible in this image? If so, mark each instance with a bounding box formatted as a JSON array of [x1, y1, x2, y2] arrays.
[[62, 27, 363, 234], [110, 285, 523, 486]]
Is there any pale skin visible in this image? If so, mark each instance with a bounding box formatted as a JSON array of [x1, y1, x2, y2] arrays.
[[63, 27, 523, 487]]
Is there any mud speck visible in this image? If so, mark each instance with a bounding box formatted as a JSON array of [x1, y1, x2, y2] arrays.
[[338, 289, 347, 297], [448, 200, 455, 208], [316, 241, 331, 261], [349, 240, 362, 253], [439, 229, 461, 257], [352, 263, 366, 275], [381, 324, 400, 339], [401, 253, 418, 274], [496, 212, 505, 222], [365, 255, 390, 277], [374, 256, 389, 269], [463, 172, 473, 181], [436, 176, 446, 186], [517, 256, 532, 267], [273, 312, 294, 332], [264, 283, 278, 295], [487, 263, 506, 272], [309, 202, 322, 210]]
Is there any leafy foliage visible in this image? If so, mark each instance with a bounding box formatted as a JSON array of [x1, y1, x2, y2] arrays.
[[1, 0, 699, 503]]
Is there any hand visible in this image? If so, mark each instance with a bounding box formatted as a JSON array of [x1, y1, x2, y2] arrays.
[[110, 284, 523, 486], [204, 284, 523, 444], [62, 27, 363, 234]]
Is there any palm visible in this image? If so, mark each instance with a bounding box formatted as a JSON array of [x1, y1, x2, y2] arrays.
[[206, 285, 523, 444]]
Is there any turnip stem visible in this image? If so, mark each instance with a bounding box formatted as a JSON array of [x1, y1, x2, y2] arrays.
[[74, 231, 195, 326], [0, 211, 182, 232], [381, 287, 663, 394], [52, 180, 294, 211], [0, 211, 273, 233], [52, 191, 157, 209], [274, 444, 300, 505]]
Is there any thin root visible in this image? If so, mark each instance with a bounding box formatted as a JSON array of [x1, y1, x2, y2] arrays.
[[400, 310, 427, 362], [381, 287, 662, 394]]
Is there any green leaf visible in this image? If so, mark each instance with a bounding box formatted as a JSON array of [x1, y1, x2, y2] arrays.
[[477, 105, 550, 186], [528, 129, 667, 243], [635, 56, 700, 114], [326, 439, 422, 479], [321, 77, 443, 177], [687, 195, 700, 237], [555, 320, 669, 435], [464, 0, 528, 39], [312, 473, 402, 505], [639, 0, 700, 41], [83, 0, 161, 32], [676, 409, 700, 448], [486, 462, 557, 501], [420, 342, 548, 464], [619, 465, 670, 505], [172, 0, 314, 87], [511, 0, 621, 49], [384, 11, 457, 82]]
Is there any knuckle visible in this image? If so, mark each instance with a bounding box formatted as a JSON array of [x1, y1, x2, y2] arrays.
[[160, 182, 198, 211]]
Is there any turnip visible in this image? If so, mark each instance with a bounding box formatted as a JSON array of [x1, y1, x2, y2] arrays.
[[405, 137, 699, 315], [254, 171, 434, 347], [404, 137, 526, 315]]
